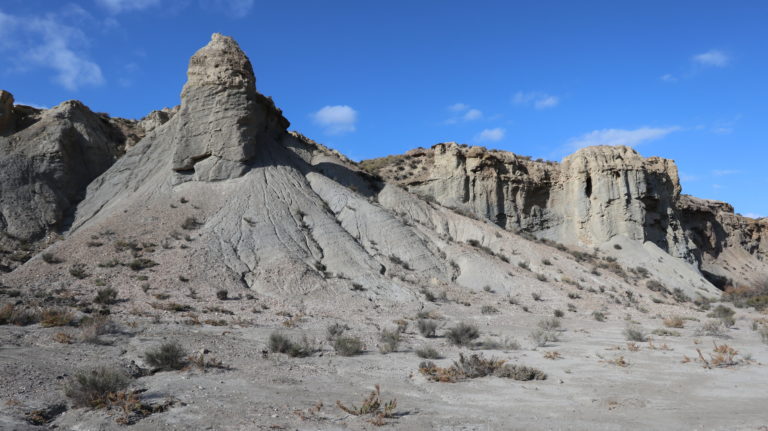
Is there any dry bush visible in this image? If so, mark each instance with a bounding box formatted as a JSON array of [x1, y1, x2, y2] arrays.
[[268, 332, 316, 358], [187, 353, 228, 372], [530, 328, 558, 347], [696, 341, 742, 368], [79, 315, 119, 344], [723, 278, 768, 310], [336, 384, 397, 426], [696, 320, 726, 337], [378, 329, 400, 354], [624, 325, 647, 342], [334, 336, 364, 356], [326, 322, 348, 340], [54, 332, 74, 344], [626, 342, 640, 352], [64, 366, 130, 408], [144, 342, 187, 371], [94, 288, 118, 305], [417, 319, 437, 338], [415, 346, 441, 359], [538, 317, 561, 331], [663, 316, 684, 328], [40, 308, 76, 327], [543, 351, 562, 360], [0, 304, 40, 326], [419, 353, 546, 383], [446, 322, 480, 346]]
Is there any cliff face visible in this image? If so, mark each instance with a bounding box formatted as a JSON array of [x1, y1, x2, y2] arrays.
[[363, 142, 765, 284]]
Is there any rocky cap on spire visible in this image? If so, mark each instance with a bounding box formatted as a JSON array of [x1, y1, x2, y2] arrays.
[[0, 90, 15, 136], [182, 33, 256, 95]]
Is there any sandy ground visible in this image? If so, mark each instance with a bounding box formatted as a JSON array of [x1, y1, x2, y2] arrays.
[[1, 292, 767, 431]]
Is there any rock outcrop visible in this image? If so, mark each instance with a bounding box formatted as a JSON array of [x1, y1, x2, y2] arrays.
[[363, 142, 766, 286], [170, 33, 288, 181]]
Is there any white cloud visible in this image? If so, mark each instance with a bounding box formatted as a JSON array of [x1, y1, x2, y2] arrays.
[[311, 105, 358, 135], [448, 102, 469, 112], [660, 74, 677, 82], [712, 169, 740, 176], [463, 109, 483, 121], [0, 9, 104, 90], [679, 172, 699, 182], [568, 126, 680, 150], [475, 128, 505, 142], [744, 213, 763, 219], [199, 0, 255, 18], [96, 0, 161, 14], [513, 91, 559, 109], [693, 49, 729, 67]]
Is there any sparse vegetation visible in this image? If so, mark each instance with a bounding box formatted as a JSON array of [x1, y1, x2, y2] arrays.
[[624, 325, 647, 342], [663, 316, 685, 328], [481, 305, 498, 314], [181, 217, 201, 230], [334, 336, 364, 356], [378, 329, 401, 354], [415, 346, 441, 359], [336, 384, 397, 426], [144, 342, 187, 370], [326, 322, 348, 340], [64, 366, 130, 408], [696, 320, 727, 337], [69, 264, 89, 279], [530, 328, 559, 347], [40, 308, 75, 327], [94, 287, 118, 305], [553, 309, 564, 318], [216, 289, 229, 300], [419, 353, 545, 382], [708, 305, 736, 327], [446, 322, 480, 346], [127, 258, 158, 271], [42, 253, 62, 264], [417, 319, 438, 338], [268, 332, 316, 357], [537, 317, 561, 331]]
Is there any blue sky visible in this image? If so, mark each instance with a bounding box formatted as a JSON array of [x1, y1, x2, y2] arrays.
[[1, 1, 766, 217]]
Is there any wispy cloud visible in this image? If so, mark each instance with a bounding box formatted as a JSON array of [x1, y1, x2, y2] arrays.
[[475, 127, 505, 142], [660, 73, 677, 83], [444, 103, 483, 124], [0, 9, 104, 90], [744, 213, 764, 219], [568, 126, 681, 150], [513, 91, 560, 110], [96, 0, 161, 14], [693, 49, 729, 67], [199, 0, 255, 18], [712, 169, 741, 176], [679, 172, 699, 182], [311, 105, 358, 135]]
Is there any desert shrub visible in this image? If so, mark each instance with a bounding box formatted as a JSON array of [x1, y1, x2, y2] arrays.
[[326, 323, 348, 340], [181, 217, 201, 230], [415, 346, 441, 359], [127, 258, 158, 271], [144, 342, 187, 370], [529, 329, 558, 347], [672, 288, 690, 303], [537, 317, 561, 331], [268, 332, 316, 358], [723, 278, 768, 310], [40, 308, 76, 327], [378, 329, 401, 354], [334, 336, 364, 356], [69, 264, 89, 279], [64, 366, 130, 408], [592, 311, 607, 322], [451, 353, 506, 379], [42, 253, 62, 264], [553, 309, 564, 318], [417, 319, 437, 338], [335, 384, 397, 426], [216, 290, 228, 300], [708, 305, 736, 327], [518, 261, 530, 270], [696, 320, 726, 337], [652, 328, 681, 337], [758, 325, 768, 344], [624, 325, 647, 342], [531, 292, 543, 301], [0, 304, 40, 326], [646, 280, 669, 294], [80, 316, 119, 344], [536, 273, 547, 282], [663, 316, 685, 328], [94, 287, 118, 305], [495, 363, 547, 381], [446, 322, 480, 346], [481, 305, 498, 315]]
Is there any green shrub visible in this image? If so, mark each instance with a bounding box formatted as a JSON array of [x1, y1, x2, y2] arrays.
[[64, 366, 130, 408], [624, 325, 647, 342], [415, 346, 441, 359], [268, 332, 315, 357], [144, 342, 187, 370], [537, 317, 561, 331]]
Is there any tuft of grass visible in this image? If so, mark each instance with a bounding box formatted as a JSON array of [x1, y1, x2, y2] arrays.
[[537, 317, 561, 331], [79, 316, 119, 344], [378, 329, 401, 354], [69, 264, 90, 279], [696, 320, 726, 337], [94, 287, 118, 305], [40, 308, 76, 327], [553, 309, 564, 318], [334, 336, 364, 356], [326, 323, 348, 340], [708, 305, 736, 327], [268, 332, 316, 357], [415, 346, 441, 359], [417, 319, 438, 338], [624, 325, 647, 342], [663, 316, 685, 328], [530, 329, 558, 347], [64, 366, 130, 408], [144, 342, 187, 371], [446, 322, 480, 347], [480, 305, 498, 315], [42, 253, 63, 264], [592, 311, 607, 322], [652, 328, 681, 337], [127, 258, 158, 271], [216, 289, 229, 300]]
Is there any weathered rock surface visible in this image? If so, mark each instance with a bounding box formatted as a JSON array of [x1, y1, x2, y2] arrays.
[[363, 142, 766, 287]]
